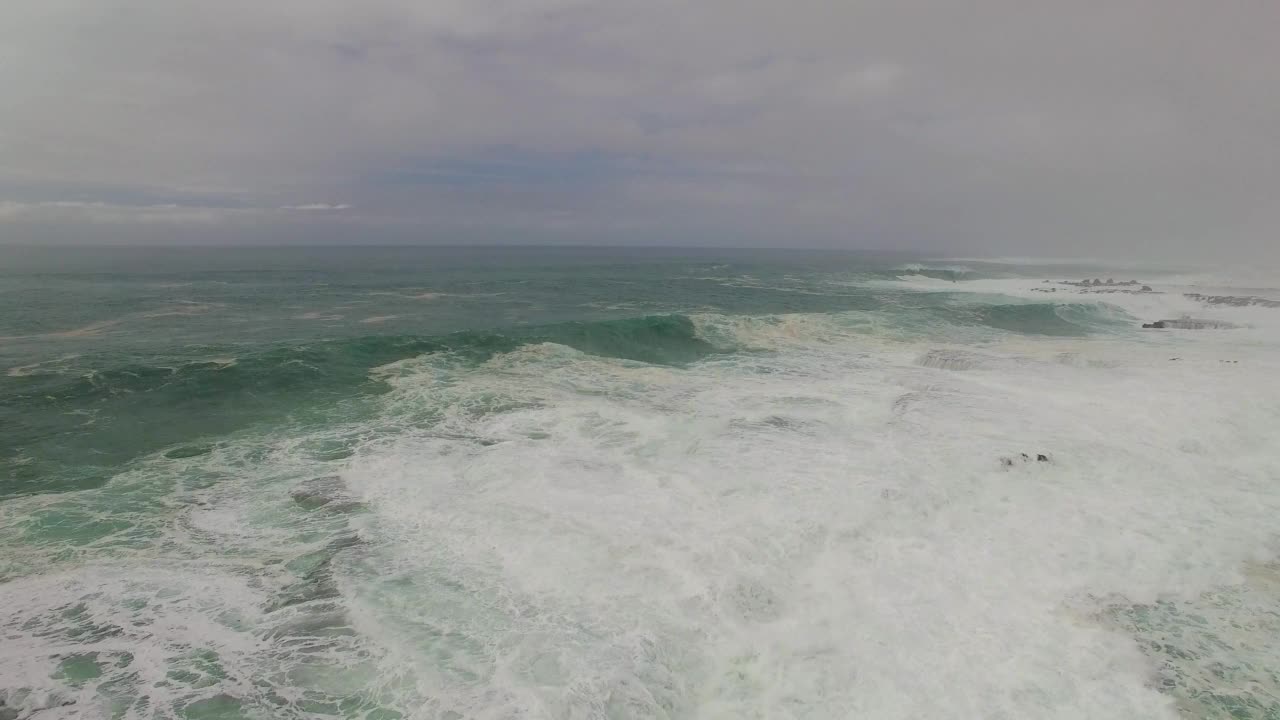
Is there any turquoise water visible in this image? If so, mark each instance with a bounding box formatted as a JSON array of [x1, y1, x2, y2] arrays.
[[0, 247, 1118, 501], [1, 247, 1278, 719]]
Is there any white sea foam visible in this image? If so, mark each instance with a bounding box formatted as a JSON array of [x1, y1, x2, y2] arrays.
[[368, 290, 448, 300], [4, 268, 1279, 718], [5, 353, 81, 377], [142, 302, 220, 319], [0, 565, 269, 718], [0, 318, 127, 341], [336, 286, 1280, 718], [897, 262, 974, 274]]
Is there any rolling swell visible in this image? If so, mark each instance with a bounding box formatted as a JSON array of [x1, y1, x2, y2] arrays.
[[2, 300, 1120, 498], [8, 315, 716, 405], [1, 315, 715, 497], [930, 301, 1130, 336], [891, 264, 978, 282]]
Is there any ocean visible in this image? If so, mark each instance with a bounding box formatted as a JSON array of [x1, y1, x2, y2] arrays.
[[1, 246, 1278, 719]]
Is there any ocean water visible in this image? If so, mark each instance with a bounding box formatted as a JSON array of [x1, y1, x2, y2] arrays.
[[1, 246, 1278, 719]]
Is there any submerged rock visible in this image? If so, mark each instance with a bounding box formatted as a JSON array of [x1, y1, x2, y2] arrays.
[[917, 348, 982, 371], [165, 444, 214, 459], [262, 609, 352, 639], [271, 534, 363, 611], [290, 475, 363, 512]]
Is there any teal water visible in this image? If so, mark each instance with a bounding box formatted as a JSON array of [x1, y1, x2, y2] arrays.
[[0, 247, 1123, 501], [1, 247, 1277, 719]]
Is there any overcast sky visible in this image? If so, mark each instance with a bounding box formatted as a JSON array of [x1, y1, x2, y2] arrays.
[[1, 1, 1277, 259]]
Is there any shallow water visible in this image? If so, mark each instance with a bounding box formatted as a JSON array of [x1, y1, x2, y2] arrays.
[[2, 247, 1278, 718]]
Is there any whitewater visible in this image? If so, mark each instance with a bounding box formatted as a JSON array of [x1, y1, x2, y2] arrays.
[[1, 248, 1277, 719]]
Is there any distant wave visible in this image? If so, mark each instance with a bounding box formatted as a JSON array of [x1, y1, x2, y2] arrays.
[[893, 263, 975, 282], [930, 256, 1114, 266], [3, 303, 1132, 417], [928, 301, 1132, 337]]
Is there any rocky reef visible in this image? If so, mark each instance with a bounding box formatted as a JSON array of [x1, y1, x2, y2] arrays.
[[1142, 318, 1238, 330], [1000, 452, 1051, 468], [1184, 293, 1280, 309], [1039, 279, 1155, 295], [1062, 278, 1144, 288]]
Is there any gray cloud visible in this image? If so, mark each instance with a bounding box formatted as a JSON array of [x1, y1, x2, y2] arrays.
[[1, 1, 1277, 259]]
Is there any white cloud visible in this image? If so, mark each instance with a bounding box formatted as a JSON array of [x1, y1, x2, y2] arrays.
[[280, 203, 352, 211], [0, 201, 257, 225], [0, 200, 356, 225]]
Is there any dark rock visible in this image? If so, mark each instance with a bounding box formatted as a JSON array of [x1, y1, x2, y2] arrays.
[[1002, 453, 1052, 468], [290, 476, 364, 513], [1144, 317, 1235, 330], [1064, 279, 1130, 288], [1159, 318, 1236, 330], [1141, 286, 1153, 292]]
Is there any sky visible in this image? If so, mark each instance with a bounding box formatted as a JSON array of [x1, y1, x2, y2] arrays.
[[1, 1, 1277, 259]]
